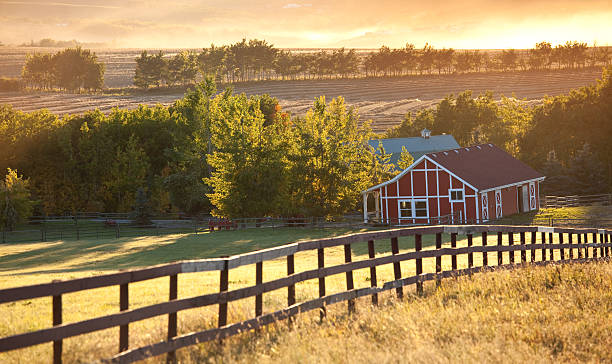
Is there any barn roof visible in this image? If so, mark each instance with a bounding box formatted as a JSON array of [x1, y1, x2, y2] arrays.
[[368, 134, 460, 168], [427, 144, 545, 191]]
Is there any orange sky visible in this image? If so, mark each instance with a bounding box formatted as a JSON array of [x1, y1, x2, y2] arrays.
[[0, 0, 611, 48]]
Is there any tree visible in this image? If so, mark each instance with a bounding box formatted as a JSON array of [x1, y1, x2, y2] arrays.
[[52, 47, 105, 91], [131, 187, 152, 226], [133, 50, 165, 88], [0, 169, 34, 231], [287, 97, 374, 216], [397, 146, 414, 171], [205, 91, 290, 218]]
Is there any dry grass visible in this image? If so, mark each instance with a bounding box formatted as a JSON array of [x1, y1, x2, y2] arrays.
[[0, 230, 608, 363], [192, 261, 612, 364]]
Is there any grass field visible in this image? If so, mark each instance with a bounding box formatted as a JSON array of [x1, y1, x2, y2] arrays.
[[0, 225, 606, 363]]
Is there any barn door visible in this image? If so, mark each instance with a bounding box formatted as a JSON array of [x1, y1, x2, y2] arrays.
[[521, 185, 529, 212], [481, 193, 489, 222], [495, 189, 503, 219], [529, 182, 537, 210]]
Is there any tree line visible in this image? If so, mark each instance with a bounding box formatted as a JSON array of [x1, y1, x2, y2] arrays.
[[0, 77, 400, 226], [1, 67, 610, 227], [21, 47, 105, 91], [134, 39, 611, 88], [386, 66, 612, 195]]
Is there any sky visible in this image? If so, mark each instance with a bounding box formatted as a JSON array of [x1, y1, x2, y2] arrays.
[[1, 0, 611, 49]]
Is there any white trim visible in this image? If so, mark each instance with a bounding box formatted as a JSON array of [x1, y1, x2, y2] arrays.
[[385, 185, 389, 223], [479, 177, 546, 194], [382, 195, 478, 199], [436, 168, 440, 221], [397, 198, 429, 219], [449, 188, 464, 202], [529, 181, 537, 211], [424, 163, 429, 224], [475, 191, 480, 223], [495, 189, 503, 219], [379, 188, 383, 221], [481, 192, 489, 222]]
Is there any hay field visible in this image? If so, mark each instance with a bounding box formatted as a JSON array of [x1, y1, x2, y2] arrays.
[[0, 46, 604, 131]]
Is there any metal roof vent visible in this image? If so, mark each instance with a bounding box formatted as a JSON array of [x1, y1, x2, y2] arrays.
[[421, 128, 431, 139]]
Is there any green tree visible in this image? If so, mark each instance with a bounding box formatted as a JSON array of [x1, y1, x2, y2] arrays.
[[397, 146, 414, 170], [205, 91, 290, 218], [0, 169, 34, 231], [287, 96, 374, 216]]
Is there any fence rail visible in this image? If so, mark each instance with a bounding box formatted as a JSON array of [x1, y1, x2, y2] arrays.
[[541, 194, 612, 208], [0, 224, 610, 363]]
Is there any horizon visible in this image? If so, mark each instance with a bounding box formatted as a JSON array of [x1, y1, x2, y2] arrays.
[[1, 1, 611, 49]]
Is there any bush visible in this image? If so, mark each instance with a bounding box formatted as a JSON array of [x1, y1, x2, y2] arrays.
[[0, 77, 22, 91]]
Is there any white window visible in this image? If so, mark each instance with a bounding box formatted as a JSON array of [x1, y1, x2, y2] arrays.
[[449, 189, 464, 202], [398, 199, 428, 218], [399, 200, 412, 218]]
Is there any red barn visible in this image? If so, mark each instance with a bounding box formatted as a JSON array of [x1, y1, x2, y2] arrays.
[[362, 143, 545, 224]]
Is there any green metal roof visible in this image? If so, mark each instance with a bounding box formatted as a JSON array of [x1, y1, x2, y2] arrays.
[[369, 135, 461, 170]]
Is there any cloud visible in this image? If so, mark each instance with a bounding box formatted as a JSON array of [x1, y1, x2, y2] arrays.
[[282, 3, 311, 9], [1, 1, 121, 9]]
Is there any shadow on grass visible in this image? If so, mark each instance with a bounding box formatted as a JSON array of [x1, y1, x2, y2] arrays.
[[0, 227, 369, 274]]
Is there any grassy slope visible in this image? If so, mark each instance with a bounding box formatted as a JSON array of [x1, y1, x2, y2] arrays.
[[0, 226, 604, 363], [202, 262, 612, 364]]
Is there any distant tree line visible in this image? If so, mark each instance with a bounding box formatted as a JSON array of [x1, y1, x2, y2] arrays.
[[21, 47, 105, 91], [133, 39, 611, 88], [386, 66, 612, 196], [2, 67, 610, 221]]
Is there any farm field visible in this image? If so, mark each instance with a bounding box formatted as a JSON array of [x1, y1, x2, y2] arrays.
[[0, 46, 604, 132], [0, 225, 604, 363]]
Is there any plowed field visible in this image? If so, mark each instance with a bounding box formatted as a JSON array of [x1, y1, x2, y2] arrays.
[[0, 66, 602, 132]]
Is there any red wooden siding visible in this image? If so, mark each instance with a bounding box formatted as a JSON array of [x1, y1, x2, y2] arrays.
[[374, 155, 542, 225]]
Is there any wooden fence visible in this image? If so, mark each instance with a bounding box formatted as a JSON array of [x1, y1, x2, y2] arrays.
[[542, 194, 612, 208], [0, 225, 610, 363]]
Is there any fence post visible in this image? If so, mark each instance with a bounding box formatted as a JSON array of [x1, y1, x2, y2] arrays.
[[548, 232, 554, 261], [497, 232, 503, 266], [367, 240, 378, 305], [599, 232, 604, 258], [508, 232, 514, 264], [451, 233, 457, 271], [568, 232, 573, 259], [583, 233, 589, 259], [592, 232, 598, 259], [391, 236, 403, 299], [344, 244, 355, 314], [167, 275, 178, 364], [530, 231, 536, 263], [415, 234, 423, 295], [116, 223, 120, 239], [255, 262, 263, 318], [559, 232, 565, 261], [606, 232, 610, 257], [287, 253, 295, 323], [541, 232, 546, 262], [520, 232, 526, 263], [481, 232, 488, 268], [53, 293, 62, 364], [577, 233, 583, 259], [119, 283, 129, 352], [435, 233, 442, 287], [218, 259, 229, 332], [467, 233, 473, 273], [317, 247, 326, 319]]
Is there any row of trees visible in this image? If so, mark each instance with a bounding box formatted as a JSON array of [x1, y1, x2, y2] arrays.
[[21, 47, 104, 91], [0, 78, 396, 219], [133, 40, 611, 87], [386, 66, 612, 195], [3, 67, 611, 220]]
